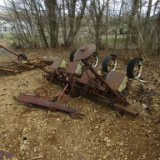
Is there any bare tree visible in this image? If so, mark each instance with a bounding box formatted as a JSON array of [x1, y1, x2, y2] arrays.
[[31, 0, 49, 48], [0, 0, 159, 58], [59, 0, 87, 47], [143, 0, 152, 52], [105, 0, 110, 49], [125, 0, 140, 49], [45, 0, 59, 47], [113, 0, 125, 49], [89, 0, 106, 50]]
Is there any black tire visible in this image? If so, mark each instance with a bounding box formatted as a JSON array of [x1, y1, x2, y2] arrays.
[[18, 53, 28, 61], [102, 55, 117, 73], [70, 50, 76, 62], [127, 58, 143, 79]]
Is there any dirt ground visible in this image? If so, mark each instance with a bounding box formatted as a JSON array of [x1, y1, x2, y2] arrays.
[[0, 47, 160, 160]]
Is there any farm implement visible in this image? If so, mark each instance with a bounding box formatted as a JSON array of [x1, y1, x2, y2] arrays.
[[16, 43, 143, 118], [0, 45, 52, 76]]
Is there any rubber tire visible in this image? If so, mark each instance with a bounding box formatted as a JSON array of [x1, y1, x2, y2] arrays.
[[18, 53, 27, 61], [102, 55, 117, 72], [127, 58, 142, 79], [70, 50, 76, 62]]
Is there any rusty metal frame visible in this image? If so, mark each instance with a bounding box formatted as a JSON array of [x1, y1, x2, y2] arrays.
[[13, 43, 139, 117], [44, 60, 138, 116], [0, 45, 52, 76], [16, 93, 84, 118]]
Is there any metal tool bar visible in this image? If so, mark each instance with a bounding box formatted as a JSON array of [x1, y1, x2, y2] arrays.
[[16, 93, 83, 118]]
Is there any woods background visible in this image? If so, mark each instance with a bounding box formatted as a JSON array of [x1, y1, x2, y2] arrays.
[[0, 0, 160, 58]]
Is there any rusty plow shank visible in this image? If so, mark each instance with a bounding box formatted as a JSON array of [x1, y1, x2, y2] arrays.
[[16, 93, 84, 118]]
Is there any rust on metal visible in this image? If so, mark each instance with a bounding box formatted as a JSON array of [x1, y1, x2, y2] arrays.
[[66, 61, 79, 74], [16, 93, 83, 118], [56, 84, 69, 102], [44, 56, 137, 115], [76, 69, 96, 84], [0, 45, 52, 76], [82, 59, 129, 105], [3, 42, 139, 117], [105, 71, 126, 91], [112, 103, 138, 116], [74, 43, 96, 60], [77, 90, 138, 116]]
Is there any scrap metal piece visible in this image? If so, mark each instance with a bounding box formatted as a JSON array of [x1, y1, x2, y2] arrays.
[[16, 93, 84, 118]]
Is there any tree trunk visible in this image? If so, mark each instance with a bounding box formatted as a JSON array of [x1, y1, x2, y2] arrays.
[[125, 0, 140, 50], [90, 0, 105, 50], [105, 0, 110, 50], [114, 0, 124, 49], [45, 0, 59, 48], [156, 13, 160, 56], [59, 0, 86, 47], [143, 0, 152, 52], [32, 0, 49, 48]]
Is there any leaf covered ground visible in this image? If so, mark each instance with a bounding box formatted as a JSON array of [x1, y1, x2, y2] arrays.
[[0, 48, 160, 160]]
